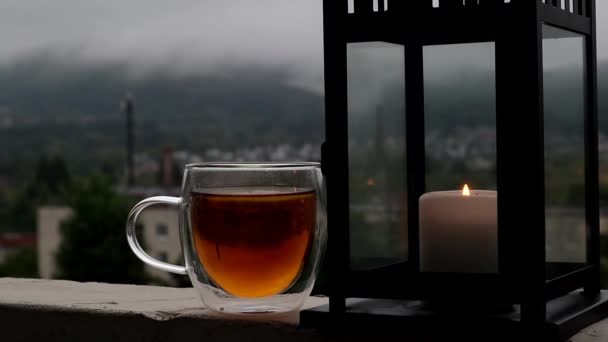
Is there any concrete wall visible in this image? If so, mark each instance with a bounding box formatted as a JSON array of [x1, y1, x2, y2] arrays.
[[37, 207, 73, 279]]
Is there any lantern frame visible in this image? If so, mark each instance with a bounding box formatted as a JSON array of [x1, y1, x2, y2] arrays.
[[303, 0, 607, 339]]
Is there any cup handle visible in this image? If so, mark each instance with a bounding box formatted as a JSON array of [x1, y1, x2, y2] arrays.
[[126, 196, 188, 275]]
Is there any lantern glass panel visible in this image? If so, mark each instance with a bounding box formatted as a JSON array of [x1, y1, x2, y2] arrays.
[[423, 42, 497, 191], [346, 42, 408, 270], [543, 25, 588, 279]]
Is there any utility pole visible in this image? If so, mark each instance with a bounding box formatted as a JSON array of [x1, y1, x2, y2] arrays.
[[122, 93, 135, 187]]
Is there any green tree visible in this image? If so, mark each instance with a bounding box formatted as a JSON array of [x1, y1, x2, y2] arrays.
[[0, 192, 10, 231], [55, 174, 148, 284], [33, 155, 71, 194], [5, 155, 71, 232], [0, 248, 38, 278]]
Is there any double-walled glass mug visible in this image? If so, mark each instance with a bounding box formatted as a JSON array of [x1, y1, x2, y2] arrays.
[[126, 163, 326, 314]]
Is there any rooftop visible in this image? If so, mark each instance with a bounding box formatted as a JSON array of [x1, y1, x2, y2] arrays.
[[0, 233, 36, 248]]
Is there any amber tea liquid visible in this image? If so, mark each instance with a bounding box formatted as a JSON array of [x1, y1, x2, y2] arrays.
[[190, 187, 316, 298]]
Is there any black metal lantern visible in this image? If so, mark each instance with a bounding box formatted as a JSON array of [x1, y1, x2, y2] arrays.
[[302, 0, 606, 340]]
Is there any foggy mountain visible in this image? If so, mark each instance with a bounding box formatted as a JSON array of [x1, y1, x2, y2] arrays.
[[0, 55, 607, 180], [0, 56, 324, 177]]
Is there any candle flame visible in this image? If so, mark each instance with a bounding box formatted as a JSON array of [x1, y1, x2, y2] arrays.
[[367, 178, 376, 187], [462, 184, 471, 197]]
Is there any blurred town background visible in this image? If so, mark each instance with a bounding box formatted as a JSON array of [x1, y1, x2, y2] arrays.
[[1, 0, 608, 288]]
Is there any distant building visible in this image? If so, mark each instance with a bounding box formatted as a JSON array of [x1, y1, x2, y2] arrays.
[[37, 206, 181, 284], [37, 207, 72, 279], [135, 206, 182, 282], [0, 232, 36, 264]]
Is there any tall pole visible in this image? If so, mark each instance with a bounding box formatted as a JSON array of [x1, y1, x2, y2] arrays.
[[123, 93, 135, 187]]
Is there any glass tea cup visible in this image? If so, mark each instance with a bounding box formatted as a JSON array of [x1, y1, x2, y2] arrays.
[[126, 163, 326, 314]]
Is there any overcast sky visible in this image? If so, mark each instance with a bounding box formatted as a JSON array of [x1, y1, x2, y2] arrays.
[[0, 0, 607, 91], [0, 0, 323, 90]]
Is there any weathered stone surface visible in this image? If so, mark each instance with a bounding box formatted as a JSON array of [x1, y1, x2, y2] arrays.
[[0, 278, 606, 342], [0, 278, 329, 342], [0, 277, 317, 322]]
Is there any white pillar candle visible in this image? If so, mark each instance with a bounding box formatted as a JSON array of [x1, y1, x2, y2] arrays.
[[419, 185, 498, 274]]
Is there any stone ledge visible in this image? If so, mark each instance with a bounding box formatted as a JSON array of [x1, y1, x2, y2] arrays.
[[0, 278, 606, 342], [0, 278, 327, 342]]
